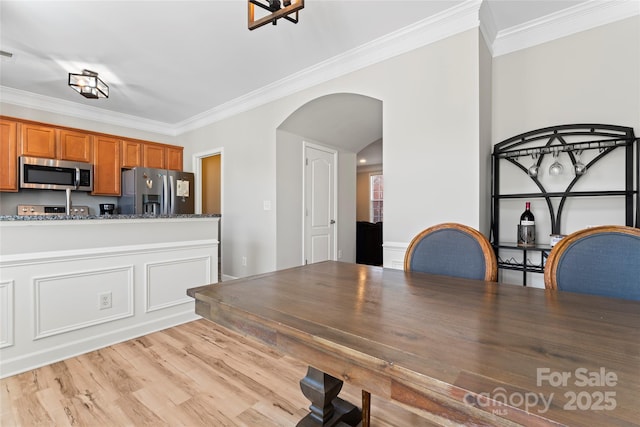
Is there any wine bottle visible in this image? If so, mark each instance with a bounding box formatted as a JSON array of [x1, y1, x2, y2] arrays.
[[518, 202, 535, 246], [520, 202, 535, 226]]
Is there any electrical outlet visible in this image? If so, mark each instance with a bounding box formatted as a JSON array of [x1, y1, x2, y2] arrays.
[[242, 256, 247, 266], [99, 292, 112, 310], [338, 249, 343, 259]]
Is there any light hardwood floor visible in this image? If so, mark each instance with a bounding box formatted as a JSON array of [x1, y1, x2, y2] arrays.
[[2, 319, 437, 426]]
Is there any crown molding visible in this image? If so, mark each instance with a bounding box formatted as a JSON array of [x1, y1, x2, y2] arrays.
[[478, 0, 498, 52], [0, 86, 177, 135], [174, 0, 482, 134], [492, 0, 640, 57], [0, 0, 481, 136], [2, 0, 637, 135], [0, 1, 481, 136]]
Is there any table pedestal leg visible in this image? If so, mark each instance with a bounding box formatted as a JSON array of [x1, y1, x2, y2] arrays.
[[297, 366, 361, 427]]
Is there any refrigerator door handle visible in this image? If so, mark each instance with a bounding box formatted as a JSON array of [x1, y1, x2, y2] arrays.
[[169, 175, 176, 214], [162, 174, 169, 214]]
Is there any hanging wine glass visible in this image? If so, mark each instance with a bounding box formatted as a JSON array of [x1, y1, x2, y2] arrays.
[[528, 153, 539, 178], [549, 150, 564, 176], [574, 150, 586, 175]]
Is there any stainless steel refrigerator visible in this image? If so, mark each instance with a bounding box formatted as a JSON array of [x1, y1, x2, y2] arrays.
[[119, 167, 195, 215]]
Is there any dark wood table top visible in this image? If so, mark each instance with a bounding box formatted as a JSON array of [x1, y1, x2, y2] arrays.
[[188, 261, 640, 426]]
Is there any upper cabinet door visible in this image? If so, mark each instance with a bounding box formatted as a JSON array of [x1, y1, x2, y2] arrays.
[[143, 143, 165, 169], [121, 140, 142, 169], [166, 146, 183, 171], [0, 119, 18, 192], [58, 130, 92, 162], [20, 123, 56, 158], [93, 136, 121, 196]]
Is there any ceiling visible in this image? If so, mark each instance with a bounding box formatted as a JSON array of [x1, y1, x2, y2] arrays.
[[0, 0, 594, 124], [4, 0, 623, 163]]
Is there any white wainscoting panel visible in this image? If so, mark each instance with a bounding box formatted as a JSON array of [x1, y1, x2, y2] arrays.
[[0, 280, 14, 348], [33, 266, 134, 339], [0, 217, 220, 378], [145, 256, 212, 312], [383, 241, 408, 270]]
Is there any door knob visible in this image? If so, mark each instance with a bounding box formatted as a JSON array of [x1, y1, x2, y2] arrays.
[[330, 220, 336, 224]]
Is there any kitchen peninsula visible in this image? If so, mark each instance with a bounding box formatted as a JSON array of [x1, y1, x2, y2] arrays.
[[0, 214, 220, 378]]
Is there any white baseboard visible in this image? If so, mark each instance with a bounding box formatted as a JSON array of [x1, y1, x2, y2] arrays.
[[0, 309, 199, 379]]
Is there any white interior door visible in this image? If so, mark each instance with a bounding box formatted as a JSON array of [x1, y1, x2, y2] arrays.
[[304, 143, 337, 264]]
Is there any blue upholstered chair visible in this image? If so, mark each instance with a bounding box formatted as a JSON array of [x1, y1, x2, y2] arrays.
[[544, 225, 640, 300], [404, 223, 498, 281]]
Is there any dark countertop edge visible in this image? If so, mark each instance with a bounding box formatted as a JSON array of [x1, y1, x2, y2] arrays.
[[0, 213, 221, 221]]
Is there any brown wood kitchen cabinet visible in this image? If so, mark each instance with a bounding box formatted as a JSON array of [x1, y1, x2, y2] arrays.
[[20, 123, 57, 158], [20, 123, 92, 162], [121, 139, 143, 168], [93, 135, 121, 196], [166, 145, 183, 171], [2, 116, 185, 194], [123, 140, 182, 170], [143, 143, 165, 169], [0, 119, 18, 192], [58, 129, 92, 162]]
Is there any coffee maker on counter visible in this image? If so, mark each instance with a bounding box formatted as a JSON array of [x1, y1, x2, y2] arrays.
[[99, 203, 116, 215]]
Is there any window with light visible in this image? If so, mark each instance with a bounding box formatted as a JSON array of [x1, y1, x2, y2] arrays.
[[370, 174, 383, 223]]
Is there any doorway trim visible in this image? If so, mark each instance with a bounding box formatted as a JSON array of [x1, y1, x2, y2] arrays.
[[193, 147, 224, 281], [302, 141, 338, 265], [192, 147, 224, 215]]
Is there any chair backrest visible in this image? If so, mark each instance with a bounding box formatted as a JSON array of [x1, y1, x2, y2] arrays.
[[404, 223, 497, 281], [544, 225, 640, 300]]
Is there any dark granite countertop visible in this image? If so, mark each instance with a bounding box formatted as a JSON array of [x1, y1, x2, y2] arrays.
[[0, 213, 221, 221]]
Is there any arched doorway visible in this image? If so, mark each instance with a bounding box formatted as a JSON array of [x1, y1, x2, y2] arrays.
[[275, 93, 382, 269]]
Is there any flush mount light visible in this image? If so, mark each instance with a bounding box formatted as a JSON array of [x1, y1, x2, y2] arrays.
[[248, 0, 304, 30], [68, 69, 109, 99]]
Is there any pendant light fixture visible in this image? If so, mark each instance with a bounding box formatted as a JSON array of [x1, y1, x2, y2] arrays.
[[248, 0, 304, 30], [68, 69, 109, 99]]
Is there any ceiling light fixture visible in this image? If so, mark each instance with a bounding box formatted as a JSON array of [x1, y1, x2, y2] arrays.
[[248, 0, 304, 30], [68, 69, 109, 99]]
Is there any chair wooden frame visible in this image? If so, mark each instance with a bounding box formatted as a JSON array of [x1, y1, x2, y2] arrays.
[[544, 225, 640, 290], [404, 222, 498, 281]]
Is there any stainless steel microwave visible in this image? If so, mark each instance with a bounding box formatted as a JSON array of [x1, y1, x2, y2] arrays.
[[19, 156, 94, 191]]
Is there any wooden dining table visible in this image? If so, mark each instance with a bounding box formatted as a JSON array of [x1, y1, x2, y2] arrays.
[[187, 261, 640, 426]]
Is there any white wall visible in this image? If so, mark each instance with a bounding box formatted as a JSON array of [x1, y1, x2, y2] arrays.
[[492, 16, 640, 287], [493, 16, 639, 142], [337, 150, 357, 263], [181, 28, 484, 278], [180, 108, 278, 277], [276, 129, 304, 270], [478, 32, 493, 235], [5, 17, 637, 283], [383, 30, 482, 244], [275, 129, 357, 271]]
